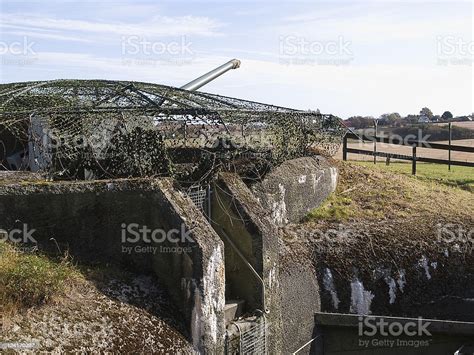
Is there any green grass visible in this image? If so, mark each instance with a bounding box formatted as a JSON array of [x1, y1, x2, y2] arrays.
[[353, 161, 474, 192], [305, 194, 353, 221], [0, 242, 79, 316]]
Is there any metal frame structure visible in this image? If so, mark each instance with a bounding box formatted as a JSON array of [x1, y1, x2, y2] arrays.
[[0, 79, 346, 181]]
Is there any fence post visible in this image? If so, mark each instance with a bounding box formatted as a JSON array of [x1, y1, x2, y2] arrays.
[[448, 122, 452, 171], [343, 135, 348, 161], [412, 146, 417, 175], [373, 119, 378, 165]]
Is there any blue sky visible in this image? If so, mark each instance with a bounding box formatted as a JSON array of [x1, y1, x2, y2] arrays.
[[0, 0, 472, 118]]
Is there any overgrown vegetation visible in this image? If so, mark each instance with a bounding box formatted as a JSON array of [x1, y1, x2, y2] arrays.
[[0, 242, 79, 317], [305, 194, 353, 221], [306, 160, 473, 222]]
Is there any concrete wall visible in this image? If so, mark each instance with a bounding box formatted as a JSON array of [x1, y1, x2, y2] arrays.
[[251, 156, 337, 225], [313, 313, 474, 355], [280, 262, 321, 354], [211, 172, 282, 354], [0, 178, 225, 353]]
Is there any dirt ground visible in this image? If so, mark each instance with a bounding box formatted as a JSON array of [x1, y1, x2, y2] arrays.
[[0, 269, 193, 353]]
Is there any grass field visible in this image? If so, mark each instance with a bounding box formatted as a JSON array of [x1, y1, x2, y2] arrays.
[[434, 121, 474, 130], [353, 161, 474, 191]]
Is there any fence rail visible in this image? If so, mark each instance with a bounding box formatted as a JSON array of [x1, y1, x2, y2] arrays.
[[343, 132, 474, 175]]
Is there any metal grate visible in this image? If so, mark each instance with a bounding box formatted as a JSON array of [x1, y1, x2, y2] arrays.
[[239, 316, 267, 355], [187, 185, 208, 214]]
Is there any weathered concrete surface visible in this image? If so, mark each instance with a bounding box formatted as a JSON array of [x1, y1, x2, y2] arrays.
[[280, 262, 321, 355], [0, 178, 225, 354], [212, 172, 282, 354], [313, 313, 474, 355], [251, 156, 338, 225]]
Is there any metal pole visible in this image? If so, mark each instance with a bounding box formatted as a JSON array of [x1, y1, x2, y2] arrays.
[[448, 122, 452, 171], [180, 59, 241, 91]]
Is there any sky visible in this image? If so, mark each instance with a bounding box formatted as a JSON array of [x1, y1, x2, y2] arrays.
[[0, 0, 472, 118]]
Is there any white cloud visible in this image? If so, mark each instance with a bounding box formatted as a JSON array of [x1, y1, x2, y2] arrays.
[[2, 52, 471, 117], [276, 13, 471, 43], [0, 13, 224, 41]]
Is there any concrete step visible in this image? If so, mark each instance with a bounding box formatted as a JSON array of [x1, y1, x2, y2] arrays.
[[224, 299, 245, 325]]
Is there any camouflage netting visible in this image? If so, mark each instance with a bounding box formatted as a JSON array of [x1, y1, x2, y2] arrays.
[[0, 79, 346, 183]]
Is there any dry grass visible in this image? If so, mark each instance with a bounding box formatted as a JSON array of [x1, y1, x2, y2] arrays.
[[0, 242, 79, 318], [304, 161, 473, 224]]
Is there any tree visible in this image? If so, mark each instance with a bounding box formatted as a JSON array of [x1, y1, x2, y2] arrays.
[[345, 116, 373, 129], [420, 107, 433, 120], [441, 111, 453, 120], [379, 112, 402, 126]]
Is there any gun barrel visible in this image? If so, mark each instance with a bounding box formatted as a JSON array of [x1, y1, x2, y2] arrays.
[[180, 59, 241, 91]]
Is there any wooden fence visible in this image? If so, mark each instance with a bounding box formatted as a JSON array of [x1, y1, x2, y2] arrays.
[[342, 132, 474, 175]]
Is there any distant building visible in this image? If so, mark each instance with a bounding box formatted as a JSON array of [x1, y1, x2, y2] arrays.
[[418, 115, 430, 123]]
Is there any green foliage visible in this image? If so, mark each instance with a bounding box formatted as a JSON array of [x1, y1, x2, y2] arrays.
[[442, 111, 453, 120], [420, 107, 433, 119]]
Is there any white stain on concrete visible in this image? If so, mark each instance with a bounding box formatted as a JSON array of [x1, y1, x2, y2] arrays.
[[271, 183, 288, 225], [311, 173, 323, 194], [193, 245, 225, 349], [268, 264, 278, 289], [397, 269, 406, 292], [350, 278, 374, 315], [329, 167, 338, 192], [323, 268, 340, 309], [418, 255, 431, 280], [375, 267, 402, 304], [385, 277, 397, 304]]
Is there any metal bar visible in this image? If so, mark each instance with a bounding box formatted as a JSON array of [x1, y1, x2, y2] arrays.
[[314, 312, 474, 335], [292, 335, 321, 355], [219, 229, 268, 314], [181, 59, 241, 91]]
